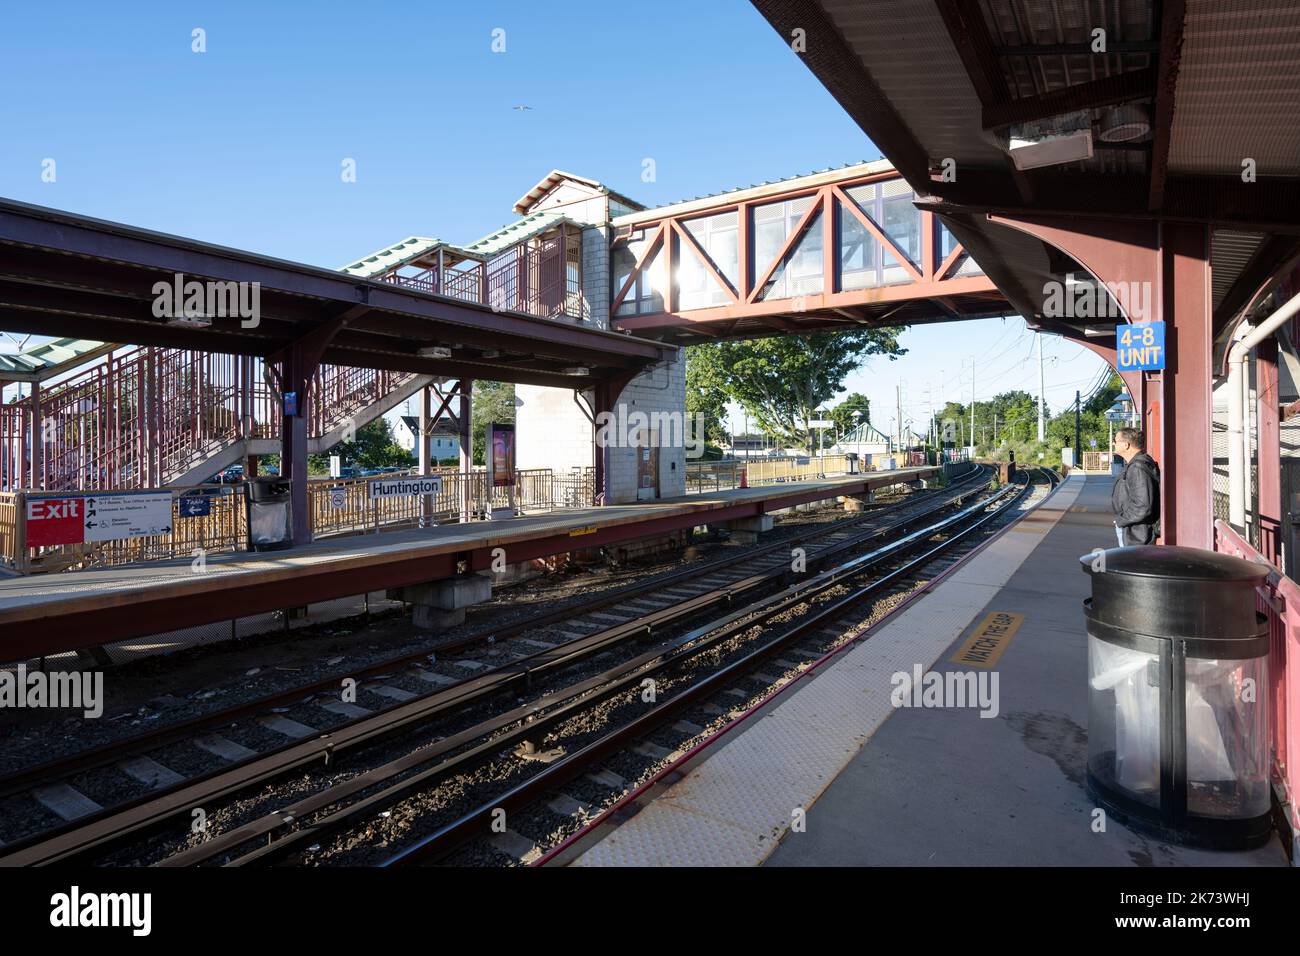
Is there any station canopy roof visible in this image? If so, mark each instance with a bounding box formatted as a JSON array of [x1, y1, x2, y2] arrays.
[[340, 211, 582, 280], [0, 197, 670, 390], [752, 0, 1300, 352], [0, 336, 115, 383]]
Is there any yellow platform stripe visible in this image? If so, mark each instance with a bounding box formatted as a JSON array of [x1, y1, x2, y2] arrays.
[[949, 611, 1025, 668]]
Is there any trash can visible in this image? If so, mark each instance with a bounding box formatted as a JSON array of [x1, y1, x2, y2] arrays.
[[844, 452, 860, 475], [1079, 545, 1271, 849], [245, 476, 293, 552]]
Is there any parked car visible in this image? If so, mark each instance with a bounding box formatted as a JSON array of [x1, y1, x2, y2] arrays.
[[217, 465, 244, 484]]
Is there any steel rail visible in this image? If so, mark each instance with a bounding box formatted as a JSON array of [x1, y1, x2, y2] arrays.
[[0, 466, 985, 866], [377, 475, 1034, 866], [192, 478, 1026, 867], [0, 464, 982, 802]]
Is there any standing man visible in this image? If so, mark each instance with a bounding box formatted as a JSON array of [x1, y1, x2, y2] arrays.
[[1111, 428, 1160, 546]]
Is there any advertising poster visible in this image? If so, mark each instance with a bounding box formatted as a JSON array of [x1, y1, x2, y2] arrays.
[[490, 423, 515, 488]]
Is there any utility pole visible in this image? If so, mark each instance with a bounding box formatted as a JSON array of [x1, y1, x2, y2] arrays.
[[1036, 333, 1046, 443], [969, 357, 976, 451], [1074, 390, 1082, 466], [896, 382, 903, 457]]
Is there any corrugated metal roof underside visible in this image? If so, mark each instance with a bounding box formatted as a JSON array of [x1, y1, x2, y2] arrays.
[[979, 0, 1153, 178], [1169, 0, 1300, 176], [1211, 230, 1266, 310], [821, 0, 1006, 169], [0, 337, 114, 378]]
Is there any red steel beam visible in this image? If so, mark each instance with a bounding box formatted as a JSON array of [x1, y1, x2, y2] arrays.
[[613, 273, 998, 331], [981, 66, 1156, 131], [1148, 0, 1187, 211]]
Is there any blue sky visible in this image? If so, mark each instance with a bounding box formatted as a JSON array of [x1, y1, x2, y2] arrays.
[[0, 0, 1105, 427]]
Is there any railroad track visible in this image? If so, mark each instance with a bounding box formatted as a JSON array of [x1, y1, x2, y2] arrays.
[[0, 464, 988, 865], [380, 468, 1055, 867]]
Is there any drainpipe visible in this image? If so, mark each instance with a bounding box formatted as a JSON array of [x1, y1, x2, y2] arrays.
[[1228, 288, 1300, 529]]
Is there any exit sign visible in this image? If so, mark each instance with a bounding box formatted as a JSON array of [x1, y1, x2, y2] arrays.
[[1117, 322, 1165, 372]]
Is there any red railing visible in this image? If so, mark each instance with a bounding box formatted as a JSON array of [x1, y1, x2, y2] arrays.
[[1214, 519, 1299, 839], [1, 347, 419, 492], [379, 234, 582, 322]]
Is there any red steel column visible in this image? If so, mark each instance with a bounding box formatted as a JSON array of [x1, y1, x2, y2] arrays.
[[458, 380, 473, 523], [417, 384, 431, 527], [280, 344, 311, 546], [1258, 337, 1282, 565], [29, 381, 42, 490], [1159, 222, 1214, 548], [593, 381, 610, 506]]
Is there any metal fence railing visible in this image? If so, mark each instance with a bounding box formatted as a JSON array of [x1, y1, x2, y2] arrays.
[[685, 460, 747, 494], [0, 492, 19, 571], [3, 467, 600, 574], [686, 452, 943, 495], [14, 484, 244, 572], [1214, 519, 1299, 845]]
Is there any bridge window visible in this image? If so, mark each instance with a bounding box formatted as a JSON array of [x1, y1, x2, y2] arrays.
[[840, 181, 926, 288], [755, 196, 823, 300], [934, 221, 983, 277], [938, 221, 960, 260], [841, 184, 882, 289], [613, 229, 666, 315], [679, 212, 739, 310], [881, 180, 920, 284], [841, 185, 879, 292]]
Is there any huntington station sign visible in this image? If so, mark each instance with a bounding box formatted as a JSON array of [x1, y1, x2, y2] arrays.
[[368, 476, 443, 500]]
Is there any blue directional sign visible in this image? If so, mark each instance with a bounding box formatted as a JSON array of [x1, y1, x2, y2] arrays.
[[179, 495, 211, 518], [1117, 321, 1165, 372]]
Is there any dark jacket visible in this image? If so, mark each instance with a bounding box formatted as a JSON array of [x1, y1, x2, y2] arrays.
[[1112, 452, 1160, 545]]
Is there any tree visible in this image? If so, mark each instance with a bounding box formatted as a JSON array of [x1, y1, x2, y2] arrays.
[[935, 400, 968, 447], [829, 393, 872, 441], [471, 381, 516, 466], [685, 348, 729, 447], [311, 416, 411, 471], [985, 390, 1040, 444], [688, 329, 905, 453]]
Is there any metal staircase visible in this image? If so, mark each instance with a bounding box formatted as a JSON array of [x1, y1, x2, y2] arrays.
[[1, 341, 431, 492]]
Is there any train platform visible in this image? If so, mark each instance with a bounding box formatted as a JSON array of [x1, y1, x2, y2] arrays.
[[0, 467, 938, 663], [565, 476, 1292, 867]]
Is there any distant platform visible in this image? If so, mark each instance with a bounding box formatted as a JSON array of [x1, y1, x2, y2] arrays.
[[565, 476, 1290, 867], [0, 467, 938, 663]]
